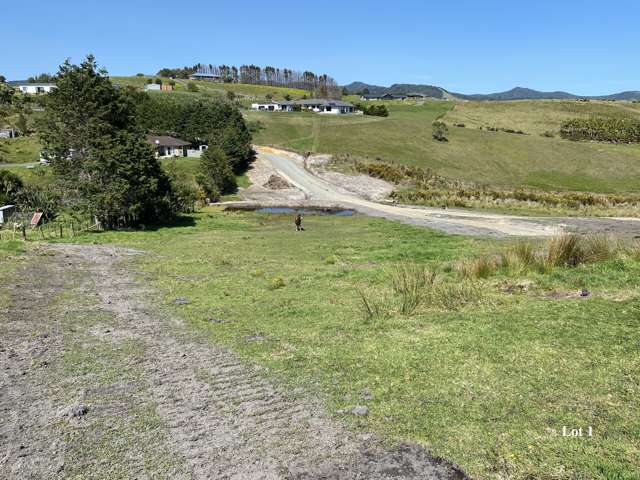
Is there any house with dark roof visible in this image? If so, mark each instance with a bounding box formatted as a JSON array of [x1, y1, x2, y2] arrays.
[[360, 93, 407, 101], [250, 101, 295, 112], [146, 135, 191, 158], [296, 99, 356, 114]]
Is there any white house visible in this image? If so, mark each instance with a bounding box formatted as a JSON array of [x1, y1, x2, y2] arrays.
[[251, 99, 356, 115], [145, 83, 161, 91], [296, 99, 356, 114], [16, 83, 57, 94], [250, 101, 294, 112], [146, 135, 191, 158]]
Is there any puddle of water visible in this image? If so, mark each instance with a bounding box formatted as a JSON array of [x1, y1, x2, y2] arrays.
[[227, 206, 355, 216], [257, 207, 355, 216]]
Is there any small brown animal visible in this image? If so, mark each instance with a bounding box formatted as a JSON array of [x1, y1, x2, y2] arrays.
[[294, 214, 305, 231]]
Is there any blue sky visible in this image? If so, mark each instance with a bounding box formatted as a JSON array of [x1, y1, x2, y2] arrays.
[[2, 0, 638, 95]]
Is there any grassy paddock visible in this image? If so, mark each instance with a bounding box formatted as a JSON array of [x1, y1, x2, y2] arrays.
[[246, 102, 640, 193], [111, 76, 309, 101], [40, 208, 640, 479]]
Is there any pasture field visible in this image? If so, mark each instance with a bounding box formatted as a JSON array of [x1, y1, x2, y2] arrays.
[[443, 99, 640, 136], [246, 101, 640, 193], [111, 76, 309, 101], [9, 207, 632, 479]]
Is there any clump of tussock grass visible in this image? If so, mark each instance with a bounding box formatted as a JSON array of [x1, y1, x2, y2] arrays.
[[389, 263, 437, 315], [435, 281, 485, 310], [458, 256, 499, 280], [357, 287, 391, 323], [542, 233, 584, 269], [580, 233, 620, 263], [501, 241, 536, 272], [458, 233, 625, 279]]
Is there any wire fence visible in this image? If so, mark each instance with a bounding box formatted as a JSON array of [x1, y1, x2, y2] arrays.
[[0, 218, 101, 242]]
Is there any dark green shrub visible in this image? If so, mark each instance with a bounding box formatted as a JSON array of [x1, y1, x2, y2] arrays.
[[560, 117, 640, 143], [432, 121, 448, 142]]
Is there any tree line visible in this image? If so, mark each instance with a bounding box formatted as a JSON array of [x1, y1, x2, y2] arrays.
[[157, 63, 340, 97]]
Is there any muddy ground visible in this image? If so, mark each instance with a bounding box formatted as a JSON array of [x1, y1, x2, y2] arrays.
[[0, 245, 468, 479]]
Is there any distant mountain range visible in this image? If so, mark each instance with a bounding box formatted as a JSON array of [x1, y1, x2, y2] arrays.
[[343, 82, 640, 101]]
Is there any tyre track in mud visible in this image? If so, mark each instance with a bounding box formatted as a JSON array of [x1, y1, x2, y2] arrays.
[[2, 244, 469, 479]]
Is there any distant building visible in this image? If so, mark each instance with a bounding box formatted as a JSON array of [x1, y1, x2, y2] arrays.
[[189, 65, 222, 82], [251, 99, 356, 114], [250, 101, 295, 112], [15, 83, 57, 94], [0, 128, 17, 139], [0, 205, 15, 224], [296, 99, 356, 114], [146, 135, 191, 158], [360, 93, 406, 101], [145, 83, 161, 91]]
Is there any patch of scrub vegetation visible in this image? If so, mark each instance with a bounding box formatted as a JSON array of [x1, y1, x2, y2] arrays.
[[561, 116, 640, 143], [246, 101, 640, 193], [63, 208, 640, 479]]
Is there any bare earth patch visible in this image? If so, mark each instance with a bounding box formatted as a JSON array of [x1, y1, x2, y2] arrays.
[[307, 154, 394, 202], [0, 244, 468, 479]]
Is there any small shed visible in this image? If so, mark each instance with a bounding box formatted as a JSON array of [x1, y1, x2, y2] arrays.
[[0, 205, 16, 224]]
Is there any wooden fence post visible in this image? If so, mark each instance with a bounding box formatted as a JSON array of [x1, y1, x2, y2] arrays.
[[71, 222, 76, 237], [59, 224, 63, 238], [22, 225, 27, 241]]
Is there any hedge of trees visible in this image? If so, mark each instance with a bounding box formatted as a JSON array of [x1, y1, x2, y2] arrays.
[[132, 91, 254, 201], [560, 117, 640, 143], [133, 94, 253, 173]]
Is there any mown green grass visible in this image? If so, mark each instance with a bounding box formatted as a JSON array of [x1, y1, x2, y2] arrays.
[[246, 101, 640, 193], [51, 208, 640, 479]]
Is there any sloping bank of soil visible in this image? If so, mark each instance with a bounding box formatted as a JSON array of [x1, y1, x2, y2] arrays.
[[0, 244, 469, 479]]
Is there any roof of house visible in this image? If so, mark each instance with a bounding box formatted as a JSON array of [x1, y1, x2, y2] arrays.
[[296, 99, 353, 107], [146, 135, 190, 147]]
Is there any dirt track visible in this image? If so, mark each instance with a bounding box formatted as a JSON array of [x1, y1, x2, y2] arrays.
[[0, 245, 468, 479], [242, 147, 640, 238]]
